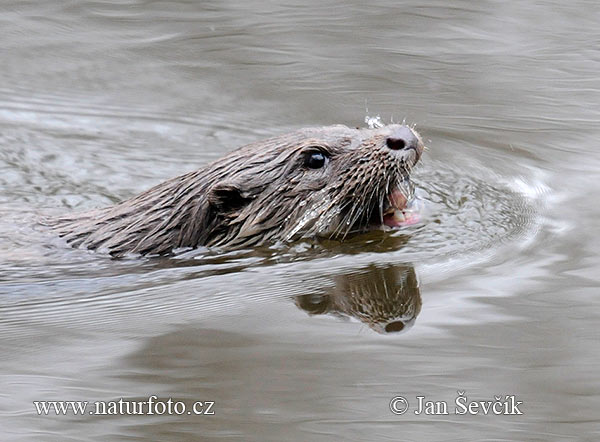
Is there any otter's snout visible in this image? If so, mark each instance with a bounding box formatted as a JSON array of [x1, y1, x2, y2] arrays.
[[385, 126, 422, 155], [385, 126, 421, 150]]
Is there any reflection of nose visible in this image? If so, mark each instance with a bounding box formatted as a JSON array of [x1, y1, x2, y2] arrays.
[[386, 126, 420, 152], [384, 321, 405, 333]]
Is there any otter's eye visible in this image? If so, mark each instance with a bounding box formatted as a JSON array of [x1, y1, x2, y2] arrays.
[[304, 151, 327, 169]]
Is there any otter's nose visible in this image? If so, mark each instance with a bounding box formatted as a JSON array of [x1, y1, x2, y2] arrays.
[[385, 126, 420, 152]]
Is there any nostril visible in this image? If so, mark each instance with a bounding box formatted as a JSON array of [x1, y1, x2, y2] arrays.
[[386, 137, 406, 151]]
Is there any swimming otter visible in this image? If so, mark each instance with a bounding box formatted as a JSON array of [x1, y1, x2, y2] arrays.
[[53, 124, 424, 257]]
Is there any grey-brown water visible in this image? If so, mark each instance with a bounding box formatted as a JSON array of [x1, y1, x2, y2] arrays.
[[1, 1, 599, 440]]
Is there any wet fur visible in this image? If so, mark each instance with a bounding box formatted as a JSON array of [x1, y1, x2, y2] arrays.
[[52, 125, 420, 257]]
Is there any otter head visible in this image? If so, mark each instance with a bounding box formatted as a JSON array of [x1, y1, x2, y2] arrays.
[[205, 124, 424, 248], [54, 124, 424, 256]]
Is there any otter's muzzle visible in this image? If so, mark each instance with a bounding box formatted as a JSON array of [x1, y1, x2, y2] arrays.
[[385, 126, 423, 162]]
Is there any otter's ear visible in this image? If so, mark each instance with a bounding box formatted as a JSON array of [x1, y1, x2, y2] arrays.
[[208, 183, 252, 213]]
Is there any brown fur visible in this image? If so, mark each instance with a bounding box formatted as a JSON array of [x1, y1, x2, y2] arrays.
[[51, 124, 422, 256]]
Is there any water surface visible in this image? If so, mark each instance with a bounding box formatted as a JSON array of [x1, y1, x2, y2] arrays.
[[1, 1, 599, 440]]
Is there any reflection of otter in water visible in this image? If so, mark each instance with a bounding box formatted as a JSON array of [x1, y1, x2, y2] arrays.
[[295, 264, 421, 334], [51, 124, 424, 257]]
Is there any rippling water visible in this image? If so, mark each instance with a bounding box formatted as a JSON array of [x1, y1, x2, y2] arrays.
[[1, 1, 599, 440]]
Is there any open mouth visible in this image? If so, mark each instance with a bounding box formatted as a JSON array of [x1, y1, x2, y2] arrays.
[[381, 186, 420, 228]]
